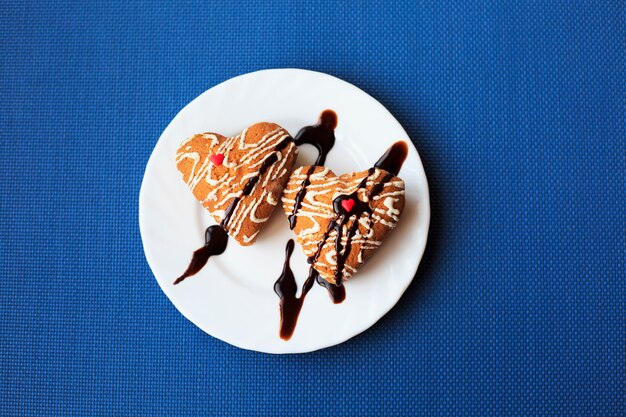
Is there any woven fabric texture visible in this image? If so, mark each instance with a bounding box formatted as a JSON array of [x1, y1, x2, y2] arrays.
[[1, 1, 623, 416]]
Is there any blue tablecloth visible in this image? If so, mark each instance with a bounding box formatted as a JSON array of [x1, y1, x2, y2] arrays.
[[1, 1, 623, 415]]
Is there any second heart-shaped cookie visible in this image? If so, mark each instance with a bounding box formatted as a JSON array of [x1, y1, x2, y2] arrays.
[[176, 122, 298, 246], [282, 165, 405, 285]]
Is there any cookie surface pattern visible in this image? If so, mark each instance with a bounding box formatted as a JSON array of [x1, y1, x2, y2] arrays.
[[176, 123, 297, 246], [282, 166, 405, 284]]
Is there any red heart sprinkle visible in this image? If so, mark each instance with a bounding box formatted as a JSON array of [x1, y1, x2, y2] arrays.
[[210, 153, 224, 166], [341, 198, 355, 212]]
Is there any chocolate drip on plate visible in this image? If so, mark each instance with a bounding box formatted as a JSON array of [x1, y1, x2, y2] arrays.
[[293, 109, 337, 166], [275, 111, 344, 338], [374, 141, 408, 176], [274, 240, 318, 340], [173, 225, 228, 285], [289, 110, 338, 230], [315, 273, 346, 303]]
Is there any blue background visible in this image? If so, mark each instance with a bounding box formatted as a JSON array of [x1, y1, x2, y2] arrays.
[[1, 1, 623, 415]]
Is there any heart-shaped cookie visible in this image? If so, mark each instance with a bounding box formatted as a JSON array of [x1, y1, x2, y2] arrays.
[[176, 122, 298, 246], [282, 165, 405, 284]]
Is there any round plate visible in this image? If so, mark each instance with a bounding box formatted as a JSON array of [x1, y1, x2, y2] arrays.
[[139, 69, 430, 353]]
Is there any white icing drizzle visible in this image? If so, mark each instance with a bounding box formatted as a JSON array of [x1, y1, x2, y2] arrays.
[[382, 197, 400, 220], [373, 190, 405, 200], [250, 190, 270, 223], [243, 230, 260, 244]]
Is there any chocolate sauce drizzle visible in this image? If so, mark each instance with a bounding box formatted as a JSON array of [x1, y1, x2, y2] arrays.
[[275, 241, 346, 340], [273, 111, 345, 339], [221, 137, 292, 229], [293, 109, 337, 166], [173, 225, 228, 285], [293, 112, 347, 299], [287, 111, 344, 302], [374, 140, 408, 176], [315, 273, 346, 303], [288, 110, 337, 230], [288, 166, 316, 230], [274, 240, 317, 340], [174, 135, 292, 285]]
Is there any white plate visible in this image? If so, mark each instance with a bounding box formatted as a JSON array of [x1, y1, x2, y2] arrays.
[[139, 69, 430, 353]]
